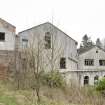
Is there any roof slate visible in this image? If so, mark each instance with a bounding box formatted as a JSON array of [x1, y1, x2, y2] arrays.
[[77, 45, 105, 55]]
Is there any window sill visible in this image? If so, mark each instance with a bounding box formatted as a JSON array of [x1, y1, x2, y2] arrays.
[[60, 68, 66, 69], [0, 40, 5, 42]]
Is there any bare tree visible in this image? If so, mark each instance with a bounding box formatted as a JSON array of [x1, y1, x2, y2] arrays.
[[14, 25, 64, 102], [20, 32, 46, 102], [13, 35, 22, 89]]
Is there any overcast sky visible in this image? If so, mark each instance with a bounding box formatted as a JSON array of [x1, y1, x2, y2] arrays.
[[0, 0, 105, 45]]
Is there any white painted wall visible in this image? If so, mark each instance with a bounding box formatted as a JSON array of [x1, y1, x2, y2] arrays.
[[0, 22, 15, 51], [78, 71, 105, 86], [77, 46, 105, 86], [78, 46, 105, 71], [64, 71, 80, 86]]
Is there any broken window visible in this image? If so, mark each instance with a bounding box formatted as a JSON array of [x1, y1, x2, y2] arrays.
[[22, 39, 28, 48], [84, 59, 94, 66], [60, 57, 66, 69], [94, 75, 99, 85], [96, 50, 98, 53], [45, 32, 51, 49], [84, 76, 89, 85], [0, 32, 5, 41], [99, 60, 105, 66]]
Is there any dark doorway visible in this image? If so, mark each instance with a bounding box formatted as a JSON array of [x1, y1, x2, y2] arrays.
[[84, 76, 89, 85]]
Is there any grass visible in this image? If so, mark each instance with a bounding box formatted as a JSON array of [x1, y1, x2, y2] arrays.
[[0, 81, 67, 105], [0, 81, 104, 105], [0, 95, 17, 105], [0, 81, 18, 105]]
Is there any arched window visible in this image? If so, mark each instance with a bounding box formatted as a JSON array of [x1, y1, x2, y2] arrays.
[[94, 75, 99, 85], [84, 76, 89, 85]]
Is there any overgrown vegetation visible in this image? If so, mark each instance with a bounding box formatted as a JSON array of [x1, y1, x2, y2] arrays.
[[96, 78, 105, 91], [95, 77, 105, 97], [42, 71, 66, 88], [0, 95, 17, 105], [0, 81, 105, 105], [10, 29, 105, 105]]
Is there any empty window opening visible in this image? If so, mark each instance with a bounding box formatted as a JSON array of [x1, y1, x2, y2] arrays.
[[0, 32, 5, 41], [60, 57, 66, 69], [94, 75, 99, 85], [45, 32, 51, 49], [22, 39, 28, 48], [96, 50, 98, 53], [99, 60, 105, 66], [84, 76, 89, 85], [85, 59, 94, 66]]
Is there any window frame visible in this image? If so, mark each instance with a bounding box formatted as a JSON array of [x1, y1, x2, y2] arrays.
[[84, 76, 89, 85], [44, 32, 51, 49], [99, 60, 105, 66], [84, 59, 94, 66], [22, 39, 28, 48], [60, 57, 66, 69], [94, 75, 99, 85], [0, 32, 5, 41]]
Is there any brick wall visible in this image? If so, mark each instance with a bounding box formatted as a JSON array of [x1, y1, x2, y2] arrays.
[[0, 50, 15, 80]]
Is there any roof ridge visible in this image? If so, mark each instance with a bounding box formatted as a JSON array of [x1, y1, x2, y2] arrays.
[[18, 22, 77, 43], [0, 18, 16, 28], [78, 45, 105, 55]]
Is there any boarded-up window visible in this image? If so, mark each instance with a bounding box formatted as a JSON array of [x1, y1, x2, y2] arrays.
[[85, 59, 94, 66], [99, 60, 105, 66], [60, 57, 66, 69], [0, 32, 5, 41], [45, 32, 51, 49]]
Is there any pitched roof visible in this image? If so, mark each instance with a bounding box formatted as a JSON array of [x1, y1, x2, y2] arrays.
[[78, 45, 105, 55], [0, 18, 16, 32], [18, 22, 78, 44], [0, 18, 16, 28]]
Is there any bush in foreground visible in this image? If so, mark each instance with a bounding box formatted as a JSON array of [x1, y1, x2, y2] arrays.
[[42, 71, 66, 88], [96, 78, 105, 91]]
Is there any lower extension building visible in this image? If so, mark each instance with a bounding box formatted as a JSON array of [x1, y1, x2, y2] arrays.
[[77, 46, 105, 86]]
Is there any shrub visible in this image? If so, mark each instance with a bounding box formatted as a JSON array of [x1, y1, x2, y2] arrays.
[[42, 71, 65, 88], [96, 78, 105, 91]]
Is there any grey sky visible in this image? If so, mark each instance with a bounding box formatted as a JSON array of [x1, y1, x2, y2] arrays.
[[0, 0, 105, 45]]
